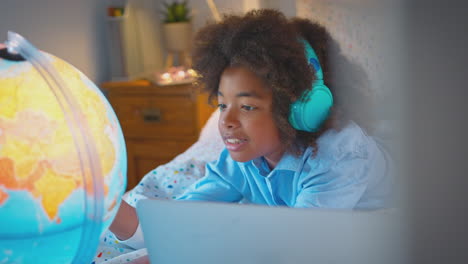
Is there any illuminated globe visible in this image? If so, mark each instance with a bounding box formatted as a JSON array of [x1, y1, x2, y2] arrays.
[[0, 32, 127, 263]]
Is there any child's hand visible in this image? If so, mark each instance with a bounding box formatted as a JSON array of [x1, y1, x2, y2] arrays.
[[109, 200, 139, 240], [128, 255, 150, 264]]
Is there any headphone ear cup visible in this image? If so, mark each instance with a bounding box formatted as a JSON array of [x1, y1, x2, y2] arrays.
[[289, 84, 333, 132]]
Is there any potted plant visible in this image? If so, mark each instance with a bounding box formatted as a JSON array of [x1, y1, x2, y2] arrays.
[[161, 1, 192, 54]]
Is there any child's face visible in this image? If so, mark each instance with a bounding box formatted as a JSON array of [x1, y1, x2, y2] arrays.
[[217, 66, 286, 168]]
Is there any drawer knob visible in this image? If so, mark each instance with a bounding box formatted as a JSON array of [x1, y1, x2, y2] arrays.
[[141, 108, 161, 123]]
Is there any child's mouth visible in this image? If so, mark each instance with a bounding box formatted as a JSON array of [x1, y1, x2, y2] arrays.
[[224, 137, 247, 151]]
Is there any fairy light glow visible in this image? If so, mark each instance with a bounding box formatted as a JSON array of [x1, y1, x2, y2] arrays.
[[156, 66, 196, 86]]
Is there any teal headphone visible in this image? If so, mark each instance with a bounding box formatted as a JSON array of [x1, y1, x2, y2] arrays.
[[288, 38, 334, 132]]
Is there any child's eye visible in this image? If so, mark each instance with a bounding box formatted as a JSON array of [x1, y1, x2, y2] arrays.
[[241, 105, 257, 111], [217, 103, 227, 111]]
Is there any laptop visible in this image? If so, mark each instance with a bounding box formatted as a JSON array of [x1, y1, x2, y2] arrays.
[[136, 199, 401, 264]]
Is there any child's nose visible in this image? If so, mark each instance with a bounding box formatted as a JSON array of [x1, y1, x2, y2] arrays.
[[220, 108, 240, 129]]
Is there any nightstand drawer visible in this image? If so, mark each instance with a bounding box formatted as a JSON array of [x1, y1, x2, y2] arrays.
[[126, 139, 194, 188], [111, 95, 197, 139], [102, 80, 213, 190]]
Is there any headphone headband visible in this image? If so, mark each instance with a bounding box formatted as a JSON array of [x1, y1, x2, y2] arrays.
[[298, 38, 323, 81]]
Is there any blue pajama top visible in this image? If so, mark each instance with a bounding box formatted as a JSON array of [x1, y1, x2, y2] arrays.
[[178, 121, 392, 209]]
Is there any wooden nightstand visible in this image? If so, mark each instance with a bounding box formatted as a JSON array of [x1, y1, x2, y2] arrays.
[[101, 80, 214, 190]]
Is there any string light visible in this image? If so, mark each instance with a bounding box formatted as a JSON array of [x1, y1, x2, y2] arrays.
[[156, 66, 197, 86]]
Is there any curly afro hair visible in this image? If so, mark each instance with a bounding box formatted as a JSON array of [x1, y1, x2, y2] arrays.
[[192, 9, 374, 156]]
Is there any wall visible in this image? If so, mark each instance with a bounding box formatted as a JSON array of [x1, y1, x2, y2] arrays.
[[0, 0, 108, 83], [190, 0, 243, 30], [260, 0, 296, 17], [296, 0, 404, 120], [0, 0, 295, 84]]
